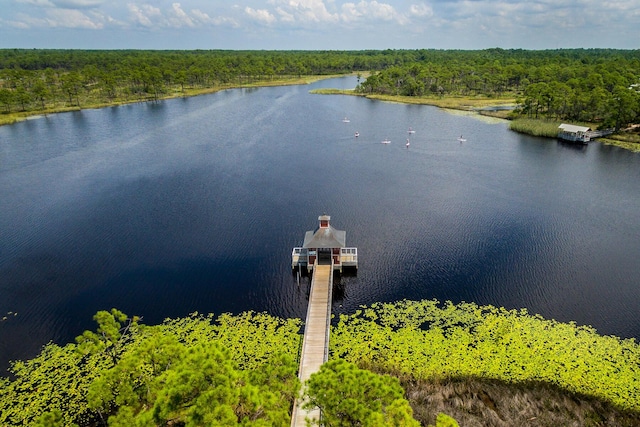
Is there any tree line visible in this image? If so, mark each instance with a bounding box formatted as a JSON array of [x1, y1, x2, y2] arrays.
[[0, 49, 410, 112], [1, 48, 639, 130], [355, 48, 640, 130]]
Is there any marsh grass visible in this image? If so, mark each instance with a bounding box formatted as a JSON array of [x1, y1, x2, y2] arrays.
[[400, 376, 640, 427], [316, 91, 518, 111], [312, 88, 357, 95], [600, 127, 640, 152], [509, 118, 563, 138], [508, 119, 640, 153], [332, 300, 640, 419]]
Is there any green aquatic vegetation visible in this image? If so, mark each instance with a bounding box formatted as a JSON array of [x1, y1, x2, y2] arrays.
[[0, 310, 302, 426], [2, 301, 638, 425], [331, 300, 640, 411], [0, 342, 107, 426]]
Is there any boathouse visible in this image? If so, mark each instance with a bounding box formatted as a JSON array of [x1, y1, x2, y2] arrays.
[[558, 123, 591, 143], [291, 215, 357, 273]]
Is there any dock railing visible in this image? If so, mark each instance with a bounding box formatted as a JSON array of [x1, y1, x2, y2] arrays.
[[340, 247, 358, 268], [587, 128, 615, 139], [293, 247, 357, 271], [290, 259, 333, 427], [291, 247, 308, 269]]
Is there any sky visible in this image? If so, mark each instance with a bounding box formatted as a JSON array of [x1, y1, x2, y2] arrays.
[[1, 0, 639, 50]]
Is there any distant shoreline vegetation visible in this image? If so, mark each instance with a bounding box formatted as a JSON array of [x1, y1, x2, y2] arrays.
[[313, 88, 640, 152], [1, 48, 639, 150], [1, 300, 639, 426]]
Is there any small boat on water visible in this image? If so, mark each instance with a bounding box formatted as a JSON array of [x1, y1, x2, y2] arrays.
[[342, 117, 350, 123], [354, 132, 360, 137], [381, 138, 391, 144], [406, 139, 410, 148], [407, 127, 416, 134], [457, 135, 467, 142]]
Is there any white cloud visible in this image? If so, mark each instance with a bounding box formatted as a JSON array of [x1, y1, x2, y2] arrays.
[[190, 8, 211, 23], [3, 19, 32, 29], [340, 3, 365, 22], [263, 0, 340, 23], [244, 7, 277, 24], [16, 0, 106, 8], [11, 8, 106, 29], [101, 11, 125, 27], [275, 7, 295, 23], [287, 0, 339, 23], [3, 0, 640, 49], [15, 0, 55, 6], [340, 1, 404, 24], [168, 2, 195, 28], [410, 3, 433, 18], [190, 8, 239, 27], [363, 1, 397, 20], [9, 12, 48, 28], [52, 0, 106, 8], [127, 3, 161, 27], [46, 8, 104, 28]]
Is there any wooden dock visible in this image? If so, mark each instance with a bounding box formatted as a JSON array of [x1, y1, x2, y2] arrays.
[[290, 262, 333, 427]]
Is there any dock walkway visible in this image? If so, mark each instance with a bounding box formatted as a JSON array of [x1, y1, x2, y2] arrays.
[[290, 263, 333, 427]]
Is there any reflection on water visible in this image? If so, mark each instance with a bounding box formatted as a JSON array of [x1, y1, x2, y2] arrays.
[[1, 76, 640, 372]]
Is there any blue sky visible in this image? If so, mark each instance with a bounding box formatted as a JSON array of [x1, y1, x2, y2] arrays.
[[1, 0, 639, 50]]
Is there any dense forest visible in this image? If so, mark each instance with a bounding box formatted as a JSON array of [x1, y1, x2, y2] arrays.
[[1, 301, 639, 426], [0, 49, 400, 113], [355, 49, 640, 130], [1, 49, 639, 131]]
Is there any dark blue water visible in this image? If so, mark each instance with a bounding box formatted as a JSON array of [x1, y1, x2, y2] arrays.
[[2, 76, 640, 373]]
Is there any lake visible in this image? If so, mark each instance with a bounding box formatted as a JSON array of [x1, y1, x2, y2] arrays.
[[2, 76, 640, 373]]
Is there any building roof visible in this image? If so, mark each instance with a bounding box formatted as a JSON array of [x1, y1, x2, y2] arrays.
[[302, 225, 346, 249], [559, 123, 591, 133]]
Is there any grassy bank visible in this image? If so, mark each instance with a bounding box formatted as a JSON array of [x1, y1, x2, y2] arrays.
[[600, 129, 640, 152], [312, 88, 517, 111], [508, 118, 563, 138], [510, 118, 640, 152], [0, 75, 340, 127], [403, 376, 640, 427]]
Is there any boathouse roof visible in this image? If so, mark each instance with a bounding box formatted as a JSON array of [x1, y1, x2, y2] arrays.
[[302, 215, 347, 249], [559, 123, 591, 133]]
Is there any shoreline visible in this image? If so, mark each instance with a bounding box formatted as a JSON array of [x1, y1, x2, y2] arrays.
[[5, 78, 639, 152], [312, 88, 517, 116], [0, 74, 341, 127], [314, 88, 640, 152]]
